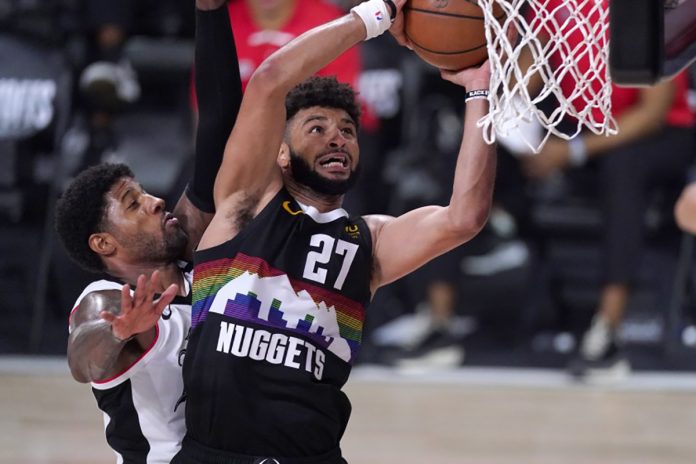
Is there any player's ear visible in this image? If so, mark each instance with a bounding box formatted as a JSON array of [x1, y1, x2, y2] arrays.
[[88, 232, 116, 257], [278, 142, 290, 170]]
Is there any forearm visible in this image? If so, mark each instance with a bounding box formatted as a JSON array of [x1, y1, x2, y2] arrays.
[[188, 2, 242, 213], [67, 321, 129, 383], [448, 98, 496, 232], [584, 82, 674, 158], [584, 107, 667, 158], [212, 7, 374, 202], [67, 289, 158, 382]]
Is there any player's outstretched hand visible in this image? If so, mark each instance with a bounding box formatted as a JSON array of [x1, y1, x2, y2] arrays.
[[440, 59, 492, 91], [101, 270, 179, 341]]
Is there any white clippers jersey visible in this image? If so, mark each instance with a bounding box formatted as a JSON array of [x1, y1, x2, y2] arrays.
[[69, 271, 192, 464]]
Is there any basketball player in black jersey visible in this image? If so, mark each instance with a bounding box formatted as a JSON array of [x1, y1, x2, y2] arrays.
[[175, 1, 497, 463], [53, 1, 242, 462]]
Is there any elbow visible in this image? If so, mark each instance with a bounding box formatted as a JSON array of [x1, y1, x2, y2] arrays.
[[246, 59, 289, 99], [67, 356, 90, 384], [67, 336, 102, 384], [448, 203, 491, 238]]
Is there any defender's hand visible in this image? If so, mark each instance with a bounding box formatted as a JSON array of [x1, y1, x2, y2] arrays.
[[100, 271, 179, 341]]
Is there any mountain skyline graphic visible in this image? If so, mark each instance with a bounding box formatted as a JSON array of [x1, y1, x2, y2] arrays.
[[208, 271, 352, 362]]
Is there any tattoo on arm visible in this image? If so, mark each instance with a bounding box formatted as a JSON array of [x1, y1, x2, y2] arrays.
[[67, 291, 135, 383]]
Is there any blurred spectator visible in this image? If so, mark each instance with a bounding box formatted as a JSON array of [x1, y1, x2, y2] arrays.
[[368, 63, 531, 369], [227, 0, 360, 90], [80, 1, 140, 114], [79, 0, 193, 163], [347, 34, 408, 215], [522, 75, 695, 380], [506, 0, 695, 381]]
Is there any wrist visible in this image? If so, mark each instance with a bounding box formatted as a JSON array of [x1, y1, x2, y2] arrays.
[[466, 80, 490, 92], [465, 89, 489, 103], [111, 328, 135, 343], [351, 0, 392, 40]]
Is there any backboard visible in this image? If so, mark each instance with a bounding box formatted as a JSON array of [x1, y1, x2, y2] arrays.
[[610, 0, 696, 85]]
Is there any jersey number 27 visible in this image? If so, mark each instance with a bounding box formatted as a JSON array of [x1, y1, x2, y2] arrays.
[[303, 234, 358, 290]]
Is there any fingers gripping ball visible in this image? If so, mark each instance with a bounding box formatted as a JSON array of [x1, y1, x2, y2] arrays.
[[404, 0, 504, 71]]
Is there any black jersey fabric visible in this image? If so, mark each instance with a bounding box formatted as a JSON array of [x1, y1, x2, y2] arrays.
[[182, 187, 373, 459]]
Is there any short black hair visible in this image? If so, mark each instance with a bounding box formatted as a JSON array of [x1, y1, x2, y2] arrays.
[[285, 76, 361, 130], [55, 163, 134, 273]]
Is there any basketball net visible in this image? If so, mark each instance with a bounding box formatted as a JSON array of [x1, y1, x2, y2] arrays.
[[477, 0, 618, 154]]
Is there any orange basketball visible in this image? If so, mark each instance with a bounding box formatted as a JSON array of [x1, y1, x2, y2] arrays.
[[404, 0, 504, 71]]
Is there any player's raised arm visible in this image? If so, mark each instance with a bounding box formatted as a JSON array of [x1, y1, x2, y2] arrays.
[[367, 62, 496, 291], [209, 0, 406, 228], [171, 0, 242, 261]]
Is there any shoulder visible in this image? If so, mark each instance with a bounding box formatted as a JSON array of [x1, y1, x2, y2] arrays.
[[74, 280, 123, 303], [69, 281, 124, 330], [362, 214, 394, 232], [362, 214, 394, 247]]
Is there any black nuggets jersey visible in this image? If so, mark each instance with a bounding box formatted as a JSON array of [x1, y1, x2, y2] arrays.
[[185, 188, 373, 458]]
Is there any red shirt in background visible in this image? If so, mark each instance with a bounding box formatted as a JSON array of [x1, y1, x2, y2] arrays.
[[611, 72, 695, 127], [530, 0, 694, 126], [228, 0, 360, 90]]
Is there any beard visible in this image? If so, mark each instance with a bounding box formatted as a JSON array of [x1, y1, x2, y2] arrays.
[[116, 223, 188, 264], [289, 149, 361, 196]]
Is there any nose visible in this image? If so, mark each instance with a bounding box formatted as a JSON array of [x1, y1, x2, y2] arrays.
[[146, 194, 165, 214], [327, 128, 347, 148]]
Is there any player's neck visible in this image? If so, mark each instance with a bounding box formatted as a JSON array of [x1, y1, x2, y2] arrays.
[[247, 0, 297, 30], [285, 180, 344, 213]]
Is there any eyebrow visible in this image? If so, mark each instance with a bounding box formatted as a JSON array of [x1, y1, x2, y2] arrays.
[[302, 115, 328, 126], [120, 187, 134, 203], [302, 115, 356, 127], [118, 182, 143, 203]]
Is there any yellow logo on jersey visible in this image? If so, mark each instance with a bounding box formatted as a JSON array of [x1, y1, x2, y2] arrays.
[[345, 224, 360, 238], [282, 201, 303, 216]]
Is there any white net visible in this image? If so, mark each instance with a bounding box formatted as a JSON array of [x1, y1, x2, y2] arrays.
[[477, 0, 618, 154]]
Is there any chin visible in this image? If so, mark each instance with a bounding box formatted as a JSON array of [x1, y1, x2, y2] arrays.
[[166, 231, 189, 254]]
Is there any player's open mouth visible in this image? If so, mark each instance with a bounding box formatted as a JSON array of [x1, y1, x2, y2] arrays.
[[164, 213, 179, 227], [317, 152, 350, 170]]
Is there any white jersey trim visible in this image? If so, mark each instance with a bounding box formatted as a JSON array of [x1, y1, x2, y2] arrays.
[[296, 199, 349, 223], [91, 325, 161, 390]]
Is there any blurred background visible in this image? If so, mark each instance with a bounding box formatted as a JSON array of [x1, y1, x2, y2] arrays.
[[2, 0, 696, 383]]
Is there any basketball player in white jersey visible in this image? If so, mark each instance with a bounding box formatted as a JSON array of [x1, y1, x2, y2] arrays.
[[54, 1, 241, 462], [174, 1, 497, 462]]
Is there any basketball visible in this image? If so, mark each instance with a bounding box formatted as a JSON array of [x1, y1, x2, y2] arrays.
[[404, 0, 503, 71]]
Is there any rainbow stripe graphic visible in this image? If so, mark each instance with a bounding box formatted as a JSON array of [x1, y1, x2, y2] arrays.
[[192, 253, 365, 363]]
